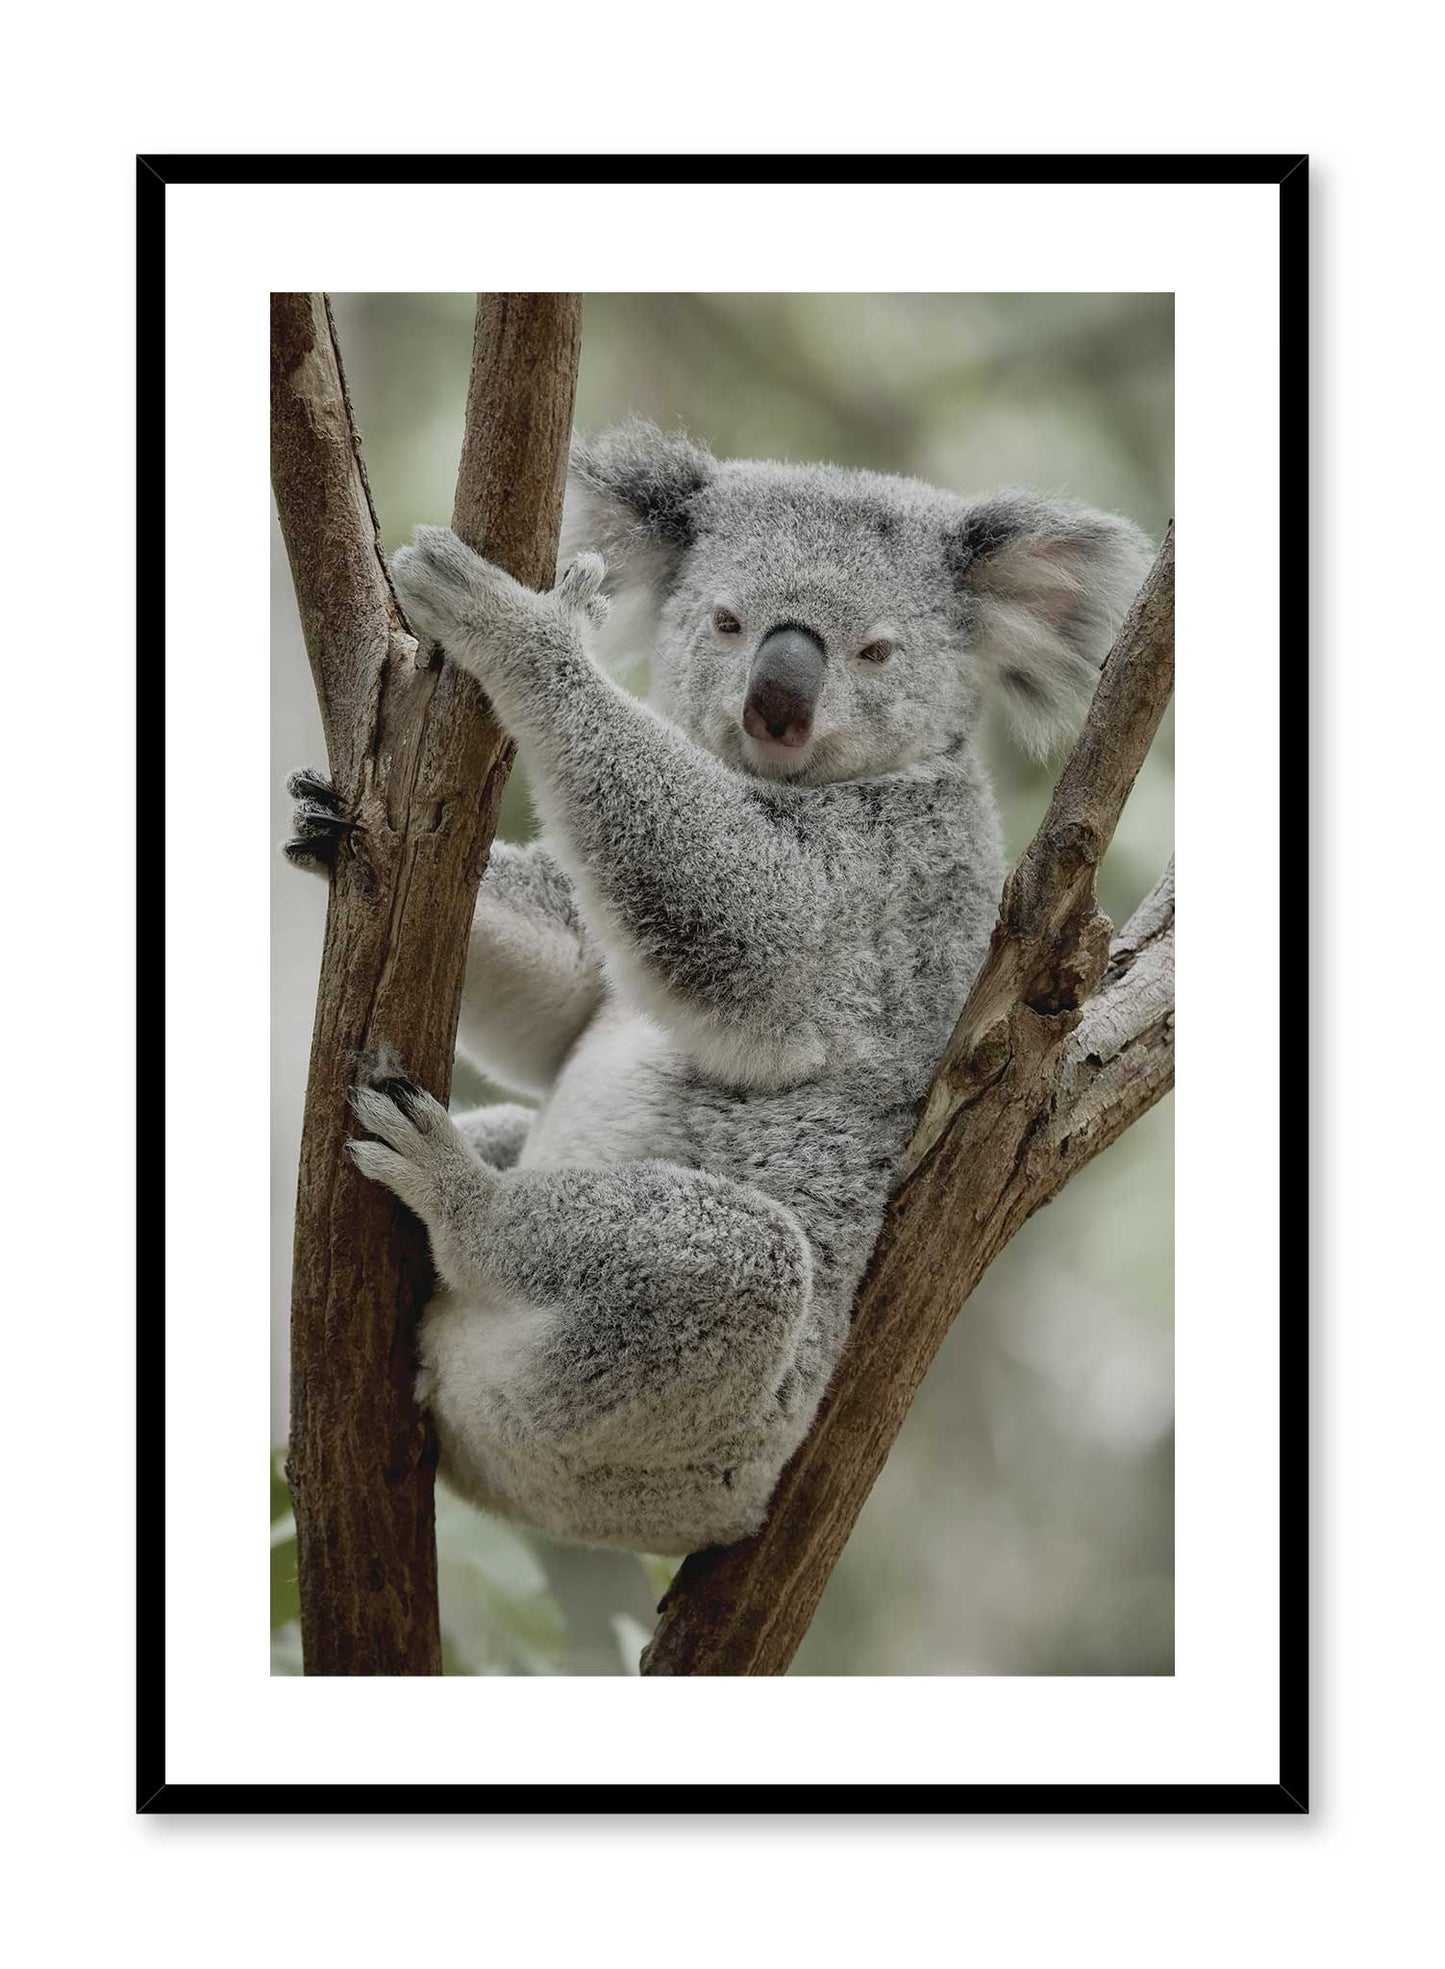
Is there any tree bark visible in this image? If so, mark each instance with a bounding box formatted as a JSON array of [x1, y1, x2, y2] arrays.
[[642, 527, 1176, 1677], [273, 293, 581, 1675]]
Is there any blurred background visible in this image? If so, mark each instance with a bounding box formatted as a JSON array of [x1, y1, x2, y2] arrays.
[[271, 293, 1174, 1676]]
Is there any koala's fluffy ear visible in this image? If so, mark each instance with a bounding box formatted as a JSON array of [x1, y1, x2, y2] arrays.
[[560, 421, 715, 588], [559, 422, 715, 672], [946, 494, 1154, 757]]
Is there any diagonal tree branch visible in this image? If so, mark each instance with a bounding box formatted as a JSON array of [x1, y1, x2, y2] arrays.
[[642, 527, 1176, 1677], [272, 293, 581, 1676]]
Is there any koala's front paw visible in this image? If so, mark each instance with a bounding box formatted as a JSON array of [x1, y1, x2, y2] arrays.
[[390, 526, 519, 652], [283, 767, 359, 873], [390, 527, 609, 678]]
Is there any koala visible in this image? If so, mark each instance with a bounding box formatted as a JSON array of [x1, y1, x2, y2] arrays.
[[287, 424, 1150, 1556]]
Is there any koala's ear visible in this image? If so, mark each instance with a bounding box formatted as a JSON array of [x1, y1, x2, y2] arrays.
[[560, 421, 716, 592], [946, 494, 1154, 757]]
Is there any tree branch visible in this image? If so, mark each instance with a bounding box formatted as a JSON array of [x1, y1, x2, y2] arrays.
[[642, 526, 1176, 1677], [272, 293, 581, 1675]]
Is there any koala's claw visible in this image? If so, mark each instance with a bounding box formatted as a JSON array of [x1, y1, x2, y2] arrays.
[[283, 766, 359, 872], [346, 1058, 482, 1218], [286, 767, 337, 807]]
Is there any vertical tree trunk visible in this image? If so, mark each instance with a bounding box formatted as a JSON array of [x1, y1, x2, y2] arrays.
[[272, 293, 582, 1675]]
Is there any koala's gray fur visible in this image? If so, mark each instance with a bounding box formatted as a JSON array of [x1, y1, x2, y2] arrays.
[[311, 424, 1150, 1556]]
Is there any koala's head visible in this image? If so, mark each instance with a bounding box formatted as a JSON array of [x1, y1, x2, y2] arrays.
[[563, 422, 1153, 785]]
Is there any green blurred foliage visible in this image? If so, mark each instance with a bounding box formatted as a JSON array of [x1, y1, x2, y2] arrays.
[[271, 1450, 665, 1675], [272, 293, 1173, 1675]]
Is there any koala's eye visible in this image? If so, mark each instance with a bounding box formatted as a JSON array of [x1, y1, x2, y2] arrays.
[[857, 638, 893, 665], [712, 606, 742, 635]]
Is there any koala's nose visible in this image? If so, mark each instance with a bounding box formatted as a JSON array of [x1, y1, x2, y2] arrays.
[[742, 624, 826, 748]]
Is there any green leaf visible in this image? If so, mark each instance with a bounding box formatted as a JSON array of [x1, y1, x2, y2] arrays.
[[434, 1481, 566, 1674]]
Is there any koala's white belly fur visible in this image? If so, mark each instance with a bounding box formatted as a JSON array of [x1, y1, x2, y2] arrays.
[[519, 997, 676, 1170]]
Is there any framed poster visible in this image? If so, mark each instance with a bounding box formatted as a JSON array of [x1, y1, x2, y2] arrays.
[[142, 153, 1305, 1811]]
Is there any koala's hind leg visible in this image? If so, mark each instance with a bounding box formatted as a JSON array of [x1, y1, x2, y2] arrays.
[[348, 1074, 813, 1485]]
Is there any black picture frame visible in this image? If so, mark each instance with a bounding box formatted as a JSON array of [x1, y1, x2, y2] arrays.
[[138, 151, 1307, 1816]]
